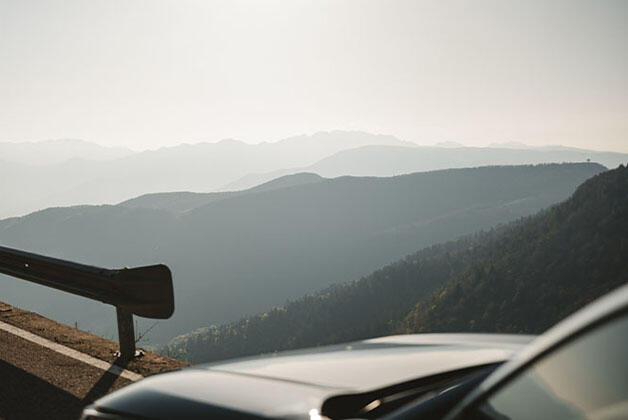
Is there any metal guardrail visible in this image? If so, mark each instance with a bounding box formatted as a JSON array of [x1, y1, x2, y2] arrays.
[[0, 245, 174, 359]]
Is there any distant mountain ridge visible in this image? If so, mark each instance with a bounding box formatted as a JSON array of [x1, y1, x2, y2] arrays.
[[225, 144, 628, 190], [163, 164, 627, 364], [0, 163, 604, 344], [0, 139, 134, 165], [3, 132, 627, 219], [0, 131, 409, 218], [119, 173, 324, 213]]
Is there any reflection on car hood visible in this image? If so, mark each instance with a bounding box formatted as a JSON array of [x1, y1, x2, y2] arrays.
[[202, 334, 533, 390], [92, 334, 533, 420]]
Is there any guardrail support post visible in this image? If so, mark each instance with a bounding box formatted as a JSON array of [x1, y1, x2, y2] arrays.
[[116, 307, 135, 359]]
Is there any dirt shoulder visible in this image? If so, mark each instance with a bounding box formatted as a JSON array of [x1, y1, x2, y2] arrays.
[[0, 300, 187, 377]]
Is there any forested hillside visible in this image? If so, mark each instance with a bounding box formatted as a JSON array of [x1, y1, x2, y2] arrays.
[[0, 164, 601, 344], [402, 164, 628, 334], [164, 165, 627, 363]]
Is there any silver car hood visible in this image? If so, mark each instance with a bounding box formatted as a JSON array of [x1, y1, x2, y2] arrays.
[[202, 334, 533, 390], [91, 333, 532, 419]]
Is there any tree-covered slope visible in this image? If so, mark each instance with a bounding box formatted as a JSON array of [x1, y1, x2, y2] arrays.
[[164, 165, 627, 363], [402, 164, 628, 334], [162, 239, 474, 362]]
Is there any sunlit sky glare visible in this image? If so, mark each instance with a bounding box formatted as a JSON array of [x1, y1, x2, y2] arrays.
[[1, 0, 627, 152]]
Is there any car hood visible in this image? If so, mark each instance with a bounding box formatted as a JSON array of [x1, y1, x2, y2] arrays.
[[201, 334, 533, 390], [90, 334, 532, 420]]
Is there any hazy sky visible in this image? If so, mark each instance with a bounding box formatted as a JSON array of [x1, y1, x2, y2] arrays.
[[1, 0, 627, 151]]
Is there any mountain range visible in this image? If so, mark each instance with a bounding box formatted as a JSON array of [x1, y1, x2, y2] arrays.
[[163, 164, 628, 363], [0, 163, 603, 344], [0, 139, 133, 165], [2, 131, 627, 219], [225, 144, 628, 190], [0, 131, 409, 218]]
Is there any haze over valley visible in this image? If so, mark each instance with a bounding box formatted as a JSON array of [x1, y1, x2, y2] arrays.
[[166, 165, 628, 363], [2, 131, 627, 219], [0, 152, 606, 343]]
